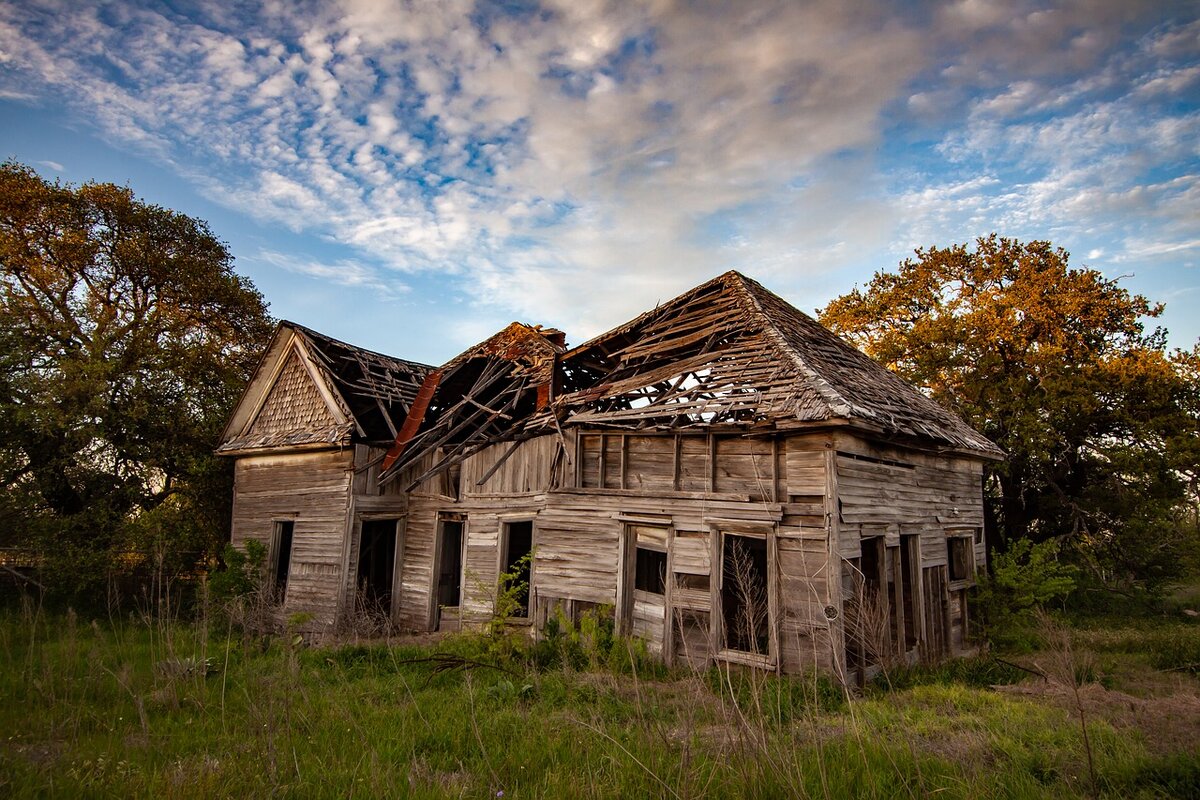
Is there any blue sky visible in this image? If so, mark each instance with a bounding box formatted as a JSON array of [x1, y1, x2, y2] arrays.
[[1, 0, 1197, 365]]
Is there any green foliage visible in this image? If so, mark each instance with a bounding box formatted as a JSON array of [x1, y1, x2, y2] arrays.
[[707, 668, 847, 719], [207, 540, 266, 605], [3, 610, 1197, 799], [1147, 630, 1200, 674], [976, 537, 1077, 648], [0, 161, 273, 604], [1102, 752, 1200, 798], [819, 235, 1200, 590], [488, 550, 533, 633], [531, 604, 663, 676], [870, 655, 1028, 692]]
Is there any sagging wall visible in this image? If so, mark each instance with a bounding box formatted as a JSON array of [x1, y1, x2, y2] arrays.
[[544, 430, 842, 673], [230, 448, 355, 634], [832, 431, 986, 664], [389, 431, 843, 674], [385, 428, 988, 676]]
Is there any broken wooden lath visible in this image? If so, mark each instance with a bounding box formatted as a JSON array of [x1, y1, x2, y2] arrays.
[[378, 272, 1002, 490]]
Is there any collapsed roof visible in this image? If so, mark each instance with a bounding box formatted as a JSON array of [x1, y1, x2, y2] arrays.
[[378, 271, 1001, 487], [379, 322, 566, 481], [218, 321, 434, 453], [557, 271, 1001, 454]]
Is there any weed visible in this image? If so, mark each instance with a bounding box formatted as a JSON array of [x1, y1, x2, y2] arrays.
[[2, 605, 1197, 799], [870, 655, 1029, 693]]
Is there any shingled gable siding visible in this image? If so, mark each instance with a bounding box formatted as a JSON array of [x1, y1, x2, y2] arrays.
[[230, 449, 355, 634], [248, 350, 340, 438]]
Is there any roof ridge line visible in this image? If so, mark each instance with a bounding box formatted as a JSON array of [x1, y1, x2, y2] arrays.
[[726, 273, 856, 418], [283, 320, 435, 371]]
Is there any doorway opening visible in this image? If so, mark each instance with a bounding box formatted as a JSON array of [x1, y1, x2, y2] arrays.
[[900, 533, 921, 651], [271, 520, 294, 603], [434, 518, 464, 628], [357, 519, 399, 614]]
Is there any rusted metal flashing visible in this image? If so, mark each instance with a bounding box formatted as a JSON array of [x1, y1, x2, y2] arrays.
[[380, 368, 443, 472]]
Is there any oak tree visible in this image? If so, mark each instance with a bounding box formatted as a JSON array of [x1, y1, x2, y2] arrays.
[[0, 162, 273, 596], [820, 235, 1200, 590]]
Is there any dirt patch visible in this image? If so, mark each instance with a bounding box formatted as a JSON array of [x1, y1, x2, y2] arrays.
[[3, 739, 64, 767], [996, 680, 1200, 756]]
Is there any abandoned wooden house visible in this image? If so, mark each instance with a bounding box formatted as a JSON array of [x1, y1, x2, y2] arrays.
[[218, 271, 1003, 679]]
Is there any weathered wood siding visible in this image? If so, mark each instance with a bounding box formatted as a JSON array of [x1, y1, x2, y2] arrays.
[[713, 436, 774, 499], [777, 532, 837, 672], [829, 432, 987, 663], [461, 436, 558, 496], [231, 449, 354, 633], [832, 432, 986, 574], [350, 427, 988, 674], [395, 494, 438, 630]]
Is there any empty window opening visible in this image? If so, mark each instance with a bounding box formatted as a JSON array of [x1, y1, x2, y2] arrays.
[[271, 521, 294, 603], [357, 519, 399, 612], [675, 573, 709, 592], [619, 522, 671, 637], [436, 520, 464, 613], [635, 547, 667, 594], [722, 534, 769, 655], [947, 536, 974, 583], [501, 520, 534, 617]]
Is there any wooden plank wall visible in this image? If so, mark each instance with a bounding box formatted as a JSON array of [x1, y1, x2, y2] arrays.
[[832, 432, 985, 571], [461, 436, 558, 496], [776, 533, 836, 673], [714, 436, 774, 499], [372, 428, 987, 675], [831, 431, 987, 660], [577, 433, 778, 499], [396, 493, 439, 630], [230, 449, 354, 634]]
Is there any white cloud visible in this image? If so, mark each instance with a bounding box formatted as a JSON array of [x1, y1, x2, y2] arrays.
[[0, 0, 1195, 349], [257, 249, 406, 296]]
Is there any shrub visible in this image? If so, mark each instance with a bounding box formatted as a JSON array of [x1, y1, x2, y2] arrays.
[[871, 655, 1027, 692], [976, 537, 1077, 649], [207, 540, 266, 605]]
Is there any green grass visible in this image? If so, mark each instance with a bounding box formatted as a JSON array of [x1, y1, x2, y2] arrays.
[[1, 604, 1197, 799]]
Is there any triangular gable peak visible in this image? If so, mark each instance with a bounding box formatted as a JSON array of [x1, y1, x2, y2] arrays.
[[218, 323, 357, 454], [558, 271, 1002, 458], [288, 322, 434, 442]]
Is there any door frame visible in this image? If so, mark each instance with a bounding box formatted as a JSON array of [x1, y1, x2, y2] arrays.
[[428, 512, 467, 631], [355, 514, 405, 620]]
